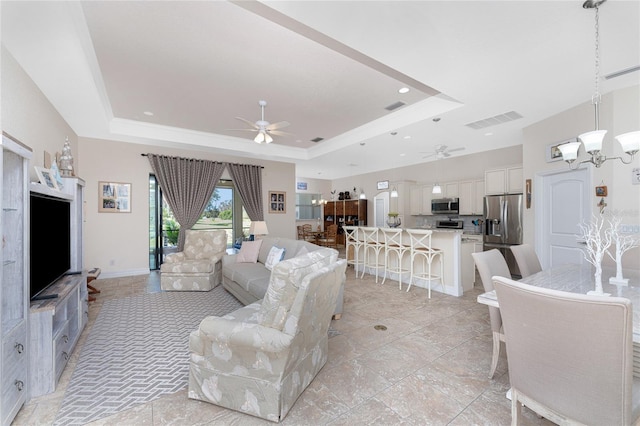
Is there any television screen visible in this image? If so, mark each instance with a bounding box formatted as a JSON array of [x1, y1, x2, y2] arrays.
[[30, 192, 71, 300]]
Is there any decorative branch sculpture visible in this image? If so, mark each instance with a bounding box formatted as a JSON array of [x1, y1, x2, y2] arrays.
[[578, 214, 612, 295], [606, 212, 640, 285]]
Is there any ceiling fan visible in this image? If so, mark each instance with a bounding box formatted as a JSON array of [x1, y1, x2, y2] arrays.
[[421, 144, 465, 159], [229, 100, 292, 144]]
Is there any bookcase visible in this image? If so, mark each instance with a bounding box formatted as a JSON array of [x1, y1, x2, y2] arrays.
[[323, 199, 367, 246], [0, 133, 32, 425]]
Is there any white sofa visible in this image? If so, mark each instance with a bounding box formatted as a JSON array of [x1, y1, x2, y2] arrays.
[[222, 237, 344, 318]]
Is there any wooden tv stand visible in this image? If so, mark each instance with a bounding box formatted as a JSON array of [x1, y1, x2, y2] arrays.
[[29, 273, 88, 397]]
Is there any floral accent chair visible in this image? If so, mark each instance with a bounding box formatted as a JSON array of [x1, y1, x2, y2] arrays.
[[160, 229, 228, 291], [188, 248, 346, 422]]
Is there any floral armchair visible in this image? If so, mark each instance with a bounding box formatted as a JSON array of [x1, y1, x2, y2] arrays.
[[160, 229, 228, 291], [188, 248, 346, 422]]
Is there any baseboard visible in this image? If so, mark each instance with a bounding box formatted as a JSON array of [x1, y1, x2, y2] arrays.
[[98, 268, 151, 279]]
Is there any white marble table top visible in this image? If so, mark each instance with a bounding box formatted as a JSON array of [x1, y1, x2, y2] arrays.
[[477, 263, 640, 338]]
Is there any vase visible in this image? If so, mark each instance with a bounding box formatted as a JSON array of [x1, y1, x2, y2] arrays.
[[387, 217, 401, 228]]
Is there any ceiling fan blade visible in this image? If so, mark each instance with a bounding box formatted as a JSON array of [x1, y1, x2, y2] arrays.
[[268, 130, 294, 137], [448, 147, 465, 153], [267, 121, 290, 131], [235, 117, 259, 129], [422, 153, 436, 159], [226, 128, 258, 133]]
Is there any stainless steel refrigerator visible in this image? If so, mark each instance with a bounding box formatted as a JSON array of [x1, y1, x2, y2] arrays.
[[483, 193, 523, 277]]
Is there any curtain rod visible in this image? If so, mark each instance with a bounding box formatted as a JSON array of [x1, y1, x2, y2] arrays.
[[140, 153, 263, 169]]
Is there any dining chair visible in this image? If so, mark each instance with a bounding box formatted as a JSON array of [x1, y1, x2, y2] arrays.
[[317, 224, 338, 248], [406, 229, 443, 298], [510, 244, 542, 278], [343, 226, 364, 275], [301, 223, 316, 243], [296, 225, 305, 240], [359, 227, 384, 283], [471, 249, 510, 378], [380, 227, 410, 289], [493, 276, 640, 426]]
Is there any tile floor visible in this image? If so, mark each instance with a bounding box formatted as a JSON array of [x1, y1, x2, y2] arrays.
[[14, 265, 554, 425]]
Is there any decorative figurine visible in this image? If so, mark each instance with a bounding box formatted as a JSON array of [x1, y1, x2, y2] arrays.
[[606, 211, 640, 285], [59, 137, 75, 177], [578, 214, 612, 296]]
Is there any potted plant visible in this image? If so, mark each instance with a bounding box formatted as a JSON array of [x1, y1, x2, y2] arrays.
[[387, 212, 401, 228]]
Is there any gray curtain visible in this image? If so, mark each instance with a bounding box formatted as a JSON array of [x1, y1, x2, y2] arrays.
[[147, 154, 226, 250], [227, 163, 264, 221]]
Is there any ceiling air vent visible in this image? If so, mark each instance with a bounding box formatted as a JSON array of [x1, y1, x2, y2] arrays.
[[385, 101, 406, 111], [465, 111, 523, 130], [311, 137, 324, 143]]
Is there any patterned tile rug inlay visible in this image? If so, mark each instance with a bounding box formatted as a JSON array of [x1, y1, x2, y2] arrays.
[[54, 286, 243, 426]]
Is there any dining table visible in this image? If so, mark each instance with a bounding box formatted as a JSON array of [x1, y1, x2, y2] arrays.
[[477, 263, 640, 376]]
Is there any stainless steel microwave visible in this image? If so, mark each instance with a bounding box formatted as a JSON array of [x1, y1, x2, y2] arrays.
[[431, 198, 459, 215]]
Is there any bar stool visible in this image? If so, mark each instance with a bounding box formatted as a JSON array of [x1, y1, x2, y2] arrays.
[[381, 228, 410, 289], [360, 227, 384, 283], [343, 226, 364, 276], [406, 229, 444, 298]]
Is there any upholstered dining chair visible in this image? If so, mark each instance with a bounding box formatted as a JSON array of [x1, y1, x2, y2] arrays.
[[493, 276, 640, 426], [510, 244, 542, 278], [471, 249, 511, 378]]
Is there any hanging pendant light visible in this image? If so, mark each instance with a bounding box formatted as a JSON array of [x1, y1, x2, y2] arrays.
[[432, 183, 442, 195], [558, 0, 639, 168], [390, 186, 398, 198]]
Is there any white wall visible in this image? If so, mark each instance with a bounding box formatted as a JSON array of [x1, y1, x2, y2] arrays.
[[522, 84, 640, 268], [1, 47, 79, 180], [78, 137, 296, 276]]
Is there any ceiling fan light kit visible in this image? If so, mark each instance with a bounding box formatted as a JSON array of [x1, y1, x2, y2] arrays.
[[559, 0, 639, 169]]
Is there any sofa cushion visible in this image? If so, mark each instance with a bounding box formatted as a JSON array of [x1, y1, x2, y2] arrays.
[[264, 246, 286, 271], [236, 240, 262, 263], [223, 262, 271, 295], [184, 229, 227, 261], [160, 259, 213, 274], [259, 248, 338, 331]]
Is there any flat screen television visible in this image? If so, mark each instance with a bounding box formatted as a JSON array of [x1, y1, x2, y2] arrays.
[[30, 192, 71, 300]]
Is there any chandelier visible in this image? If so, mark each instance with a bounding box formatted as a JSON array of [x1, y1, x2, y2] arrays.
[[558, 0, 639, 168]]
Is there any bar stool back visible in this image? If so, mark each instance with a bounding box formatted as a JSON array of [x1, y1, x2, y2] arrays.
[[381, 228, 410, 289], [406, 229, 444, 298], [359, 227, 384, 283], [343, 226, 364, 275]]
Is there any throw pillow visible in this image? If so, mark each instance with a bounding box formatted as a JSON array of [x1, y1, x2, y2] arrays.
[[236, 240, 262, 263], [264, 246, 286, 271]]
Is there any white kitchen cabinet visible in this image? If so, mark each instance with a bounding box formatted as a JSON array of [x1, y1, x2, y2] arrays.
[[507, 166, 523, 193], [409, 185, 423, 215], [458, 181, 474, 215], [474, 179, 485, 215], [444, 182, 459, 198], [422, 185, 434, 215], [0, 133, 31, 424], [485, 166, 523, 194]]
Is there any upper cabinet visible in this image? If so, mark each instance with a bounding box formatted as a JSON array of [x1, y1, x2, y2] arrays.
[[443, 182, 459, 198], [459, 179, 485, 215], [485, 166, 523, 195]]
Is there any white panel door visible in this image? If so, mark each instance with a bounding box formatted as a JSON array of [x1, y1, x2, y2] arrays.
[[538, 168, 590, 269]]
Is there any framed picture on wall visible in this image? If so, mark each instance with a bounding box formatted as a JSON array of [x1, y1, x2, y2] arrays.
[[546, 138, 577, 163], [98, 181, 131, 213], [269, 191, 286, 213], [595, 185, 607, 197]]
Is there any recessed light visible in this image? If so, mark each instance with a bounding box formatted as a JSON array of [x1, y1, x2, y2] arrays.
[[432, 117, 441, 122], [403, 135, 411, 140], [400, 153, 406, 157], [485, 132, 494, 136], [360, 142, 366, 146], [398, 87, 410, 94], [143, 111, 154, 116]]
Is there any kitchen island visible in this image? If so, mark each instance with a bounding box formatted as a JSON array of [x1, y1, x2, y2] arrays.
[[359, 228, 467, 297]]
